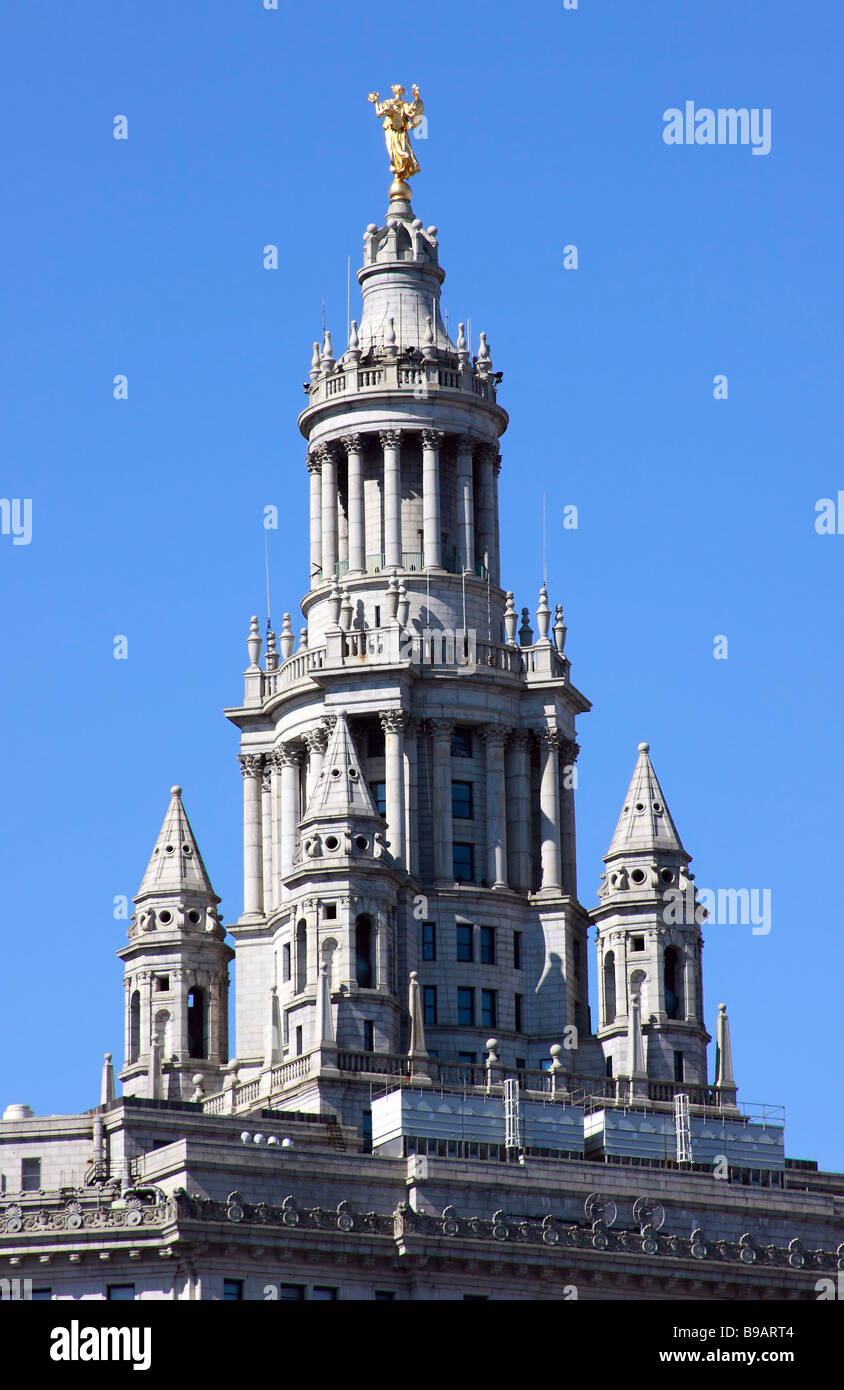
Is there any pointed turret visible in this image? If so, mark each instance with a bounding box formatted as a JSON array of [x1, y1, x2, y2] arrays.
[[118, 786, 233, 1102], [607, 744, 689, 859], [301, 712, 382, 824]]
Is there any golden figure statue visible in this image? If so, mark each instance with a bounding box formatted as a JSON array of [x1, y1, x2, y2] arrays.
[[368, 84, 424, 197]]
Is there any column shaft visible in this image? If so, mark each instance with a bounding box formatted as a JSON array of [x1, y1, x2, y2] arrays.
[[239, 754, 264, 916], [506, 730, 532, 892], [538, 731, 562, 891], [483, 727, 510, 887], [421, 429, 444, 569], [344, 434, 365, 572], [405, 720, 420, 877], [476, 444, 496, 576], [279, 746, 303, 891], [319, 444, 338, 577], [456, 437, 475, 573], [381, 429, 402, 568], [307, 457, 322, 583], [261, 768, 273, 913]]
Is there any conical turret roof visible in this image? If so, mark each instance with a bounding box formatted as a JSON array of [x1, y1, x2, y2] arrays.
[[606, 744, 690, 860], [302, 713, 382, 822], [135, 786, 219, 899]]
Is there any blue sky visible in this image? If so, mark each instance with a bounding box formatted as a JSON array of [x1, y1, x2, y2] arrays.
[[1, 1, 842, 1169]]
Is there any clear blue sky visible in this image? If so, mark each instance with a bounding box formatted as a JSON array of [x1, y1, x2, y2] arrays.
[[1, 1, 842, 1169]]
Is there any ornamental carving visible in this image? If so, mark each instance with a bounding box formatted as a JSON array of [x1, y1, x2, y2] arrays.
[[340, 433, 364, 454], [379, 709, 410, 735], [238, 753, 264, 779], [378, 429, 402, 449], [420, 429, 444, 450]]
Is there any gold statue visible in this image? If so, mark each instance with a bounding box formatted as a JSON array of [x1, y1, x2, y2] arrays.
[[368, 84, 424, 196]]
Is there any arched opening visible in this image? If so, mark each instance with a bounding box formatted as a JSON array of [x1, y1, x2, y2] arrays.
[[187, 987, 206, 1058], [129, 990, 141, 1063], [355, 914, 373, 989], [603, 951, 616, 1024], [664, 946, 683, 1020], [295, 919, 307, 993]]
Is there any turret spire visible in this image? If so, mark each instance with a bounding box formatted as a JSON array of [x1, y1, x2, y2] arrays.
[[136, 786, 218, 900], [606, 743, 689, 859]]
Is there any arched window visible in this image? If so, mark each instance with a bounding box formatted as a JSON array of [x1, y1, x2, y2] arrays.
[[603, 951, 616, 1024], [187, 987, 206, 1058], [355, 915, 373, 989], [295, 919, 307, 993], [129, 990, 141, 1063], [664, 947, 683, 1020]]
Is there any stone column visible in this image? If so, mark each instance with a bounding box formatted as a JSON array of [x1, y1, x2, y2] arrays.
[[278, 744, 304, 889], [380, 429, 402, 569], [405, 718, 420, 877], [307, 453, 322, 583], [456, 435, 475, 573], [342, 433, 365, 573], [317, 442, 338, 579], [476, 443, 497, 577], [482, 725, 510, 888], [268, 750, 281, 912], [430, 718, 455, 883], [506, 729, 532, 893], [492, 453, 502, 585], [380, 709, 408, 870], [537, 730, 562, 892], [239, 753, 264, 916], [304, 724, 329, 801], [421, 429, 444, 569], [560, 738, 580, 896], [261, 763, 273, 912]]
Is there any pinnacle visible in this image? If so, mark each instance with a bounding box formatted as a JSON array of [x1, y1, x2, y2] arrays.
[[605, 743, 690, 860], [135, 786, 219, 900]]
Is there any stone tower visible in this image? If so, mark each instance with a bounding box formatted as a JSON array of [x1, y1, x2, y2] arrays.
[[223, 166, 601, 1125], [592, 743, 710, 1087], [118, 786, 233, 1101]]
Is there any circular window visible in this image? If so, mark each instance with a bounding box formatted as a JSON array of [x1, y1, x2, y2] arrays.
[[182, 843, 192, 855], [631, 869, 646, 884], [653, 801, 661, 812], [661, 869, 674, 884], [325, 835, 339, 851], [158, 910, 172, 924], [610, 873, 618, 886], [354, 835, 367, 850], [348, 768, 359, 780], [164, 844, 175, 854], [330, 767, 341, 779], [623, 805, 629, 813], [634, 803, 644, 812], [187, 910, 201, 923]]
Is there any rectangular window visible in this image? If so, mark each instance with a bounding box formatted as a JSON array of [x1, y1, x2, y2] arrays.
[[452, 843, 474, 882], [107, 1284, 135, 1301], [21, 1158, 41, 1192], [155, 975, 169, 992], [513, 931, 522, 970], [282, 943, 291, 983], [279, 1283, 305, 1300], [368, 728, 385, 758], [422, 922, 436, 961], [223, 1279, 244, 1302], [674, 1051, 684, 1082], [456, 923, 474, 962], [451, 780, 473, 819], [363, 1019, 374, 1052], [374, 1290, 395, 1301], [631, 935, 645, 952], [362, 1109, 372, 1155], [481, 990, 497, 1028], [372, 780, 387, 816], [373, 605, 381, 628], [295, 1025, 303, 1057], [514, 993, 523, 1032], [451, 727, 473, 759], [457, 987, 475, 1026], [606, 1055, 613, 1079], [312, 1287, 338, 1301], [423, 985, 437, 1025], [463, 1294, 489, 1301], [457, 1051, 477, 1081], [323, 901, 337, 920], [31, 1288, 52, 1301], [480, 926, 495, 964], [515, 1057, 526, 1072]]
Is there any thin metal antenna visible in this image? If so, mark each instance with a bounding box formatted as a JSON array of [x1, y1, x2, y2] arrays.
[[445, 308, 449, 339], [542, 491, 547, 589], [321, 298, 326, 335], [346, 257, 351, 345], [264, 528, 272, 633], [467, 317, 472, 356]]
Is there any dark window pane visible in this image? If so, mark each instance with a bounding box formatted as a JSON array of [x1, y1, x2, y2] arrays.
[[363, 1020, 374, 1051], [21, 1158, 41, 1192], [312, 1287, 338, 1301], [368, 729, 385, 758], [374, 1291, 395, 1301], [458, 988, 475, 1026], [31, 1288, 52, 1301], [107, 1284, 135, 1301], [355, 916, 373, 988], [456, 923, 473, 962], [451, 781, 473, 819], [513, 932, 522, 971], [372, 781, 387, 816], [514, 993, 523, 1032], [279, 1284, 305, 1300], [451, 727, 473, 758], [362, 1109, 372, 1155], [223, 1279, 243, 1302], [422, 922, 436, 961], [453, 843, 474, 882], [480, 927, 495, 964], [423, 985, 437, 1025], [481, 989, 496, 1028]]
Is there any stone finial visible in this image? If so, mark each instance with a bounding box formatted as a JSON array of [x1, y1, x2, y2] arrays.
[[191, 1074, 205, 1102], [396, 581, 409, 629], [518, 607, 534, 647], [456, 321, 469, 369], [408, 971, 428, 1060], [423, 314, 436, 361], [384, 316, 397, 358], [247, 615, 262, 668], [503, 592, 518, 645], [536, 584, 551, 642], [264, 628, 278, 672], [346, 318, 361, 368], [320, 329, 334, 372], [477, 331, 492, 373], [484, 1037, 502, 1093], [299, 626, 308, 650], [316, 965, 335, 1049], [385, 570, 400, 621], [100, 1052, 115, 1107], [553, 603, 567, 655], [715, 1002, 738, 1103], [339, 587, 353, 631], [309, 341, 321, 383], [327, 578, 342, 627], [279, 613, 294, 661]]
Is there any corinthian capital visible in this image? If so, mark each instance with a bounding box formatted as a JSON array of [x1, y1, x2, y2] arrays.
[[537, 727, 562, 753], [340, 432, 364, 454], [238, 753, 264, 779], [379, 709, 410, 736], [480, 723, 511, 749], [379, 429, 402, 450], [273, 742, 304, 769], [311, 441, 337, 467], [420, 429, 444, 450], [475, 442, 499, 468], [560, 738, 580, 764], [428, 717, 455, 740], [306, 451, 322, 475]]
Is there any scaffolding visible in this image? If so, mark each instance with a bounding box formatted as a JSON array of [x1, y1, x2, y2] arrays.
[[504, 1078, 522, 1153], [674, 1091, 693, 1164]]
